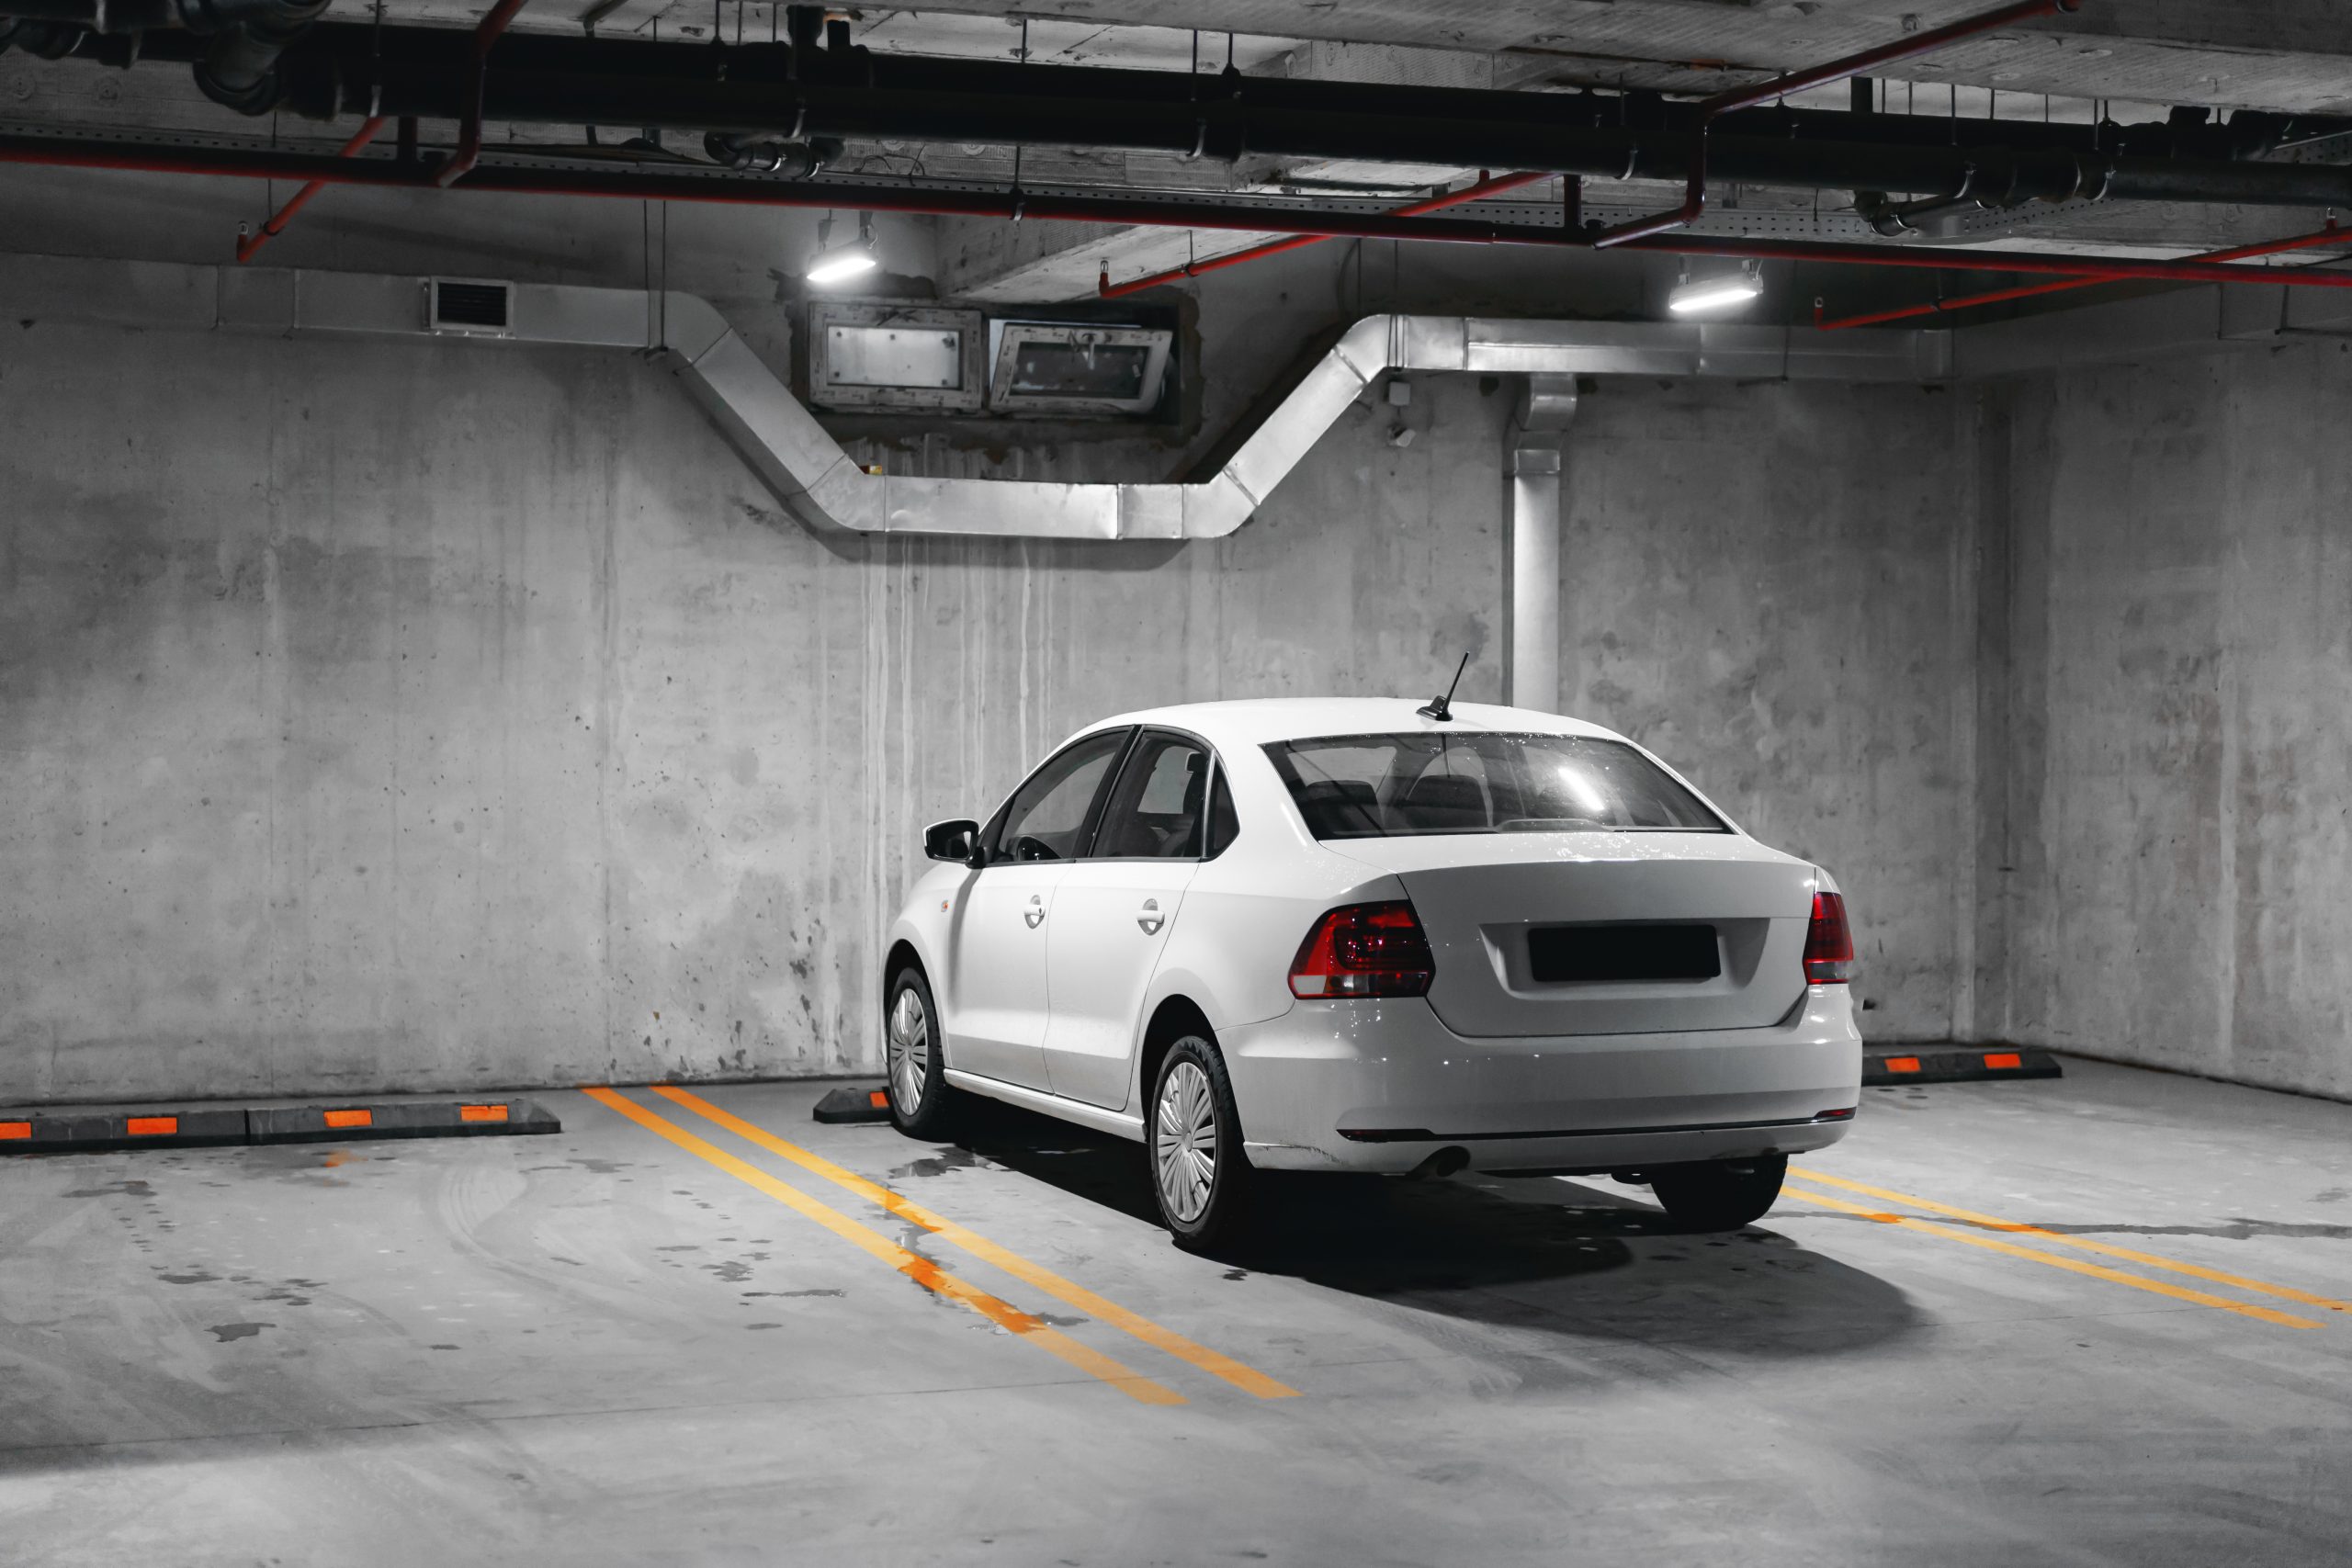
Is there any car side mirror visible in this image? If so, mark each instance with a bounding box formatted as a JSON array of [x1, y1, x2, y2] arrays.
[[923, 818, 983, 866]]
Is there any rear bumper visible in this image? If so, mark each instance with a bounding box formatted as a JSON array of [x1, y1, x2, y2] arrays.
[[1220, 987, 1862, 1175]]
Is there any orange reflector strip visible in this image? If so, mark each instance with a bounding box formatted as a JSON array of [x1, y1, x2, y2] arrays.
[[868, 1090, 889, 1109], [1983, 1052, 2023, 1070], [127, 1116, 178, 1136], [0, 1122, 29, 1141], [323, 1109, 373, 1129], [459, 1104, 508, 1123], [1883, 1057, 1922, 1075]]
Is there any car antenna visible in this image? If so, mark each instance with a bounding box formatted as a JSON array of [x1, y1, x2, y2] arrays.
[[1417, 651, 1469, 723]]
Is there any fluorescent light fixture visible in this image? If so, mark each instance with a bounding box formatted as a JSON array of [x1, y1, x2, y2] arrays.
[[806, 212, 879, 285], [1668, 262, 1764, 316]]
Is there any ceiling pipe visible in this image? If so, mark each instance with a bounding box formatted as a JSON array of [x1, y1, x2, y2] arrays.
[[14, 15, 2348, 209], [1589, 0, 2083, 248], [1099, 169, 1551, 301], [0, 0, 331, 108], [434, 0, 532, 188], [235, 112, 383, 262], [1816, 220, 2350, 330], [8, 133, 2352, 296]]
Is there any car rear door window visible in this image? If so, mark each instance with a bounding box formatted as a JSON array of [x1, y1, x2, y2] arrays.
[[1204, 765, 1239, 858], [989, 729, 1132, 863], [1089, 731, 1210, 859]]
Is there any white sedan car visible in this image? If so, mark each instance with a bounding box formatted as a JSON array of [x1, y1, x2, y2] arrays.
[[882, 697, 1860, 1246]]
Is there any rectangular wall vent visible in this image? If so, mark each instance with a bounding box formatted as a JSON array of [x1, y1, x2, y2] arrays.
[[987, 322, 1172, 416], [428, 278, 514, 336], [808, 301, 985, 412]]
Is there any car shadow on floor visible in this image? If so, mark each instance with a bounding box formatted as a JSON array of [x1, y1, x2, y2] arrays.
[[940, 1100, 1923, 1358]]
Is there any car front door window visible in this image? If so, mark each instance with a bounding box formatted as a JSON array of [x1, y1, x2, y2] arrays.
[[1045, 732, 1211, 1109], [990, 730, 1130, 863], [949, 728, 1130, 1089]]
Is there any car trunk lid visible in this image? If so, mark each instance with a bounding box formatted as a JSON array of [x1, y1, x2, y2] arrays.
[[1326, 833, 1817, 1038]]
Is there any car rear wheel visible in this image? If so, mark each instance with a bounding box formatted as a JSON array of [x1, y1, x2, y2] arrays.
[[1649, 1153, 1786, 1232], [1149, 1034, 1251, 1249], [885, 967, 959, 1139]]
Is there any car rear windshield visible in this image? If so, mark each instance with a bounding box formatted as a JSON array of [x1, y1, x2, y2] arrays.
[[1263, 732, 1728, 840]]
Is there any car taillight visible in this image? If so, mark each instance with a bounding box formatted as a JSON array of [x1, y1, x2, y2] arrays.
[[1804, 891, 1854, 984], [1290, 900, 1435, 998]]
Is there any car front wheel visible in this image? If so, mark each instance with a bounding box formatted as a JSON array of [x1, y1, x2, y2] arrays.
[[1148, 1034, 1251, 1249], [885, 966, 959, 1139], [1649, 1153, 1787, 1232]]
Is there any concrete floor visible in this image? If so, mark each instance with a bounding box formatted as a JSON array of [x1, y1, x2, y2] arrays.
[[3, 1059, 2348, 1566]]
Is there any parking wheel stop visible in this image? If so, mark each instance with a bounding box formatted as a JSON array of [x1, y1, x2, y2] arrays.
[[1865, 1046, 2064, 1087], [0, 1098, 560, 1154], [812, 1085, 893, 1124]]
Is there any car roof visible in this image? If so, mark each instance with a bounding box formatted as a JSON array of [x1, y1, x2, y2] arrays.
[[1083, 697, 1627, 750]]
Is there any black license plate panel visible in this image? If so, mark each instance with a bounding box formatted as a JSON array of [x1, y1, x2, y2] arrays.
[[1527, 924, 1721, 984]]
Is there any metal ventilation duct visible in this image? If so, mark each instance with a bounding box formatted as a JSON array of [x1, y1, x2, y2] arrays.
[[3, 253, 2346, 542], [663, 310, 1952, 541]]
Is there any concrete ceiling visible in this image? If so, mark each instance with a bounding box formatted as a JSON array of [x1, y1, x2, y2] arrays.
[[6, 0, 2350, 302], [312, 2, 2352, 116]]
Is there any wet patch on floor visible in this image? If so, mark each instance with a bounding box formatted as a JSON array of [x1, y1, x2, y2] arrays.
[[207, 1322, 273, 1342], [64, 1179, 153, 1199], [889, 1147, 984, 1180]]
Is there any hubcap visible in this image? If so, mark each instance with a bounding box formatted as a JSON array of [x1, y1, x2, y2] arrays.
[[888, 987, 930, 1114], [1155, 1054, 1217, 1224]]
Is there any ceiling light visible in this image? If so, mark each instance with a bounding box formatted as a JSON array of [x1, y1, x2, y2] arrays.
[[1668, 261, 1764, 317], [806, 212, 879, 285]]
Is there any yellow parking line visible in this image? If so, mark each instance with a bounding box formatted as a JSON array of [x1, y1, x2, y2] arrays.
[[1792, 1166, 2352, 1317], [1781, 1182, 2322, 1330], [580, 1088, 1186, 1405], [653, 1084, 1301, 1400]]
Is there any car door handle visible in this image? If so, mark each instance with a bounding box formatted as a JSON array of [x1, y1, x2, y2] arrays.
[[1024, 894, 1046, 929], [1136, 897, 1163, 935]]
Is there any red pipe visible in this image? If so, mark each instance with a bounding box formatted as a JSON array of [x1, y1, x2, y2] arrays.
[[1591, 0, 2084, 249], [1099, 168, 1551, 299], [235, 115, 387, 264], [10, 134, 2352, 293], [1816, 221, 2348, 329], [435, 0, 534, 189]]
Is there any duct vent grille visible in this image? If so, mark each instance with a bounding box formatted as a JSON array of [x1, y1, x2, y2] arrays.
[[429, 278, 514, 336]]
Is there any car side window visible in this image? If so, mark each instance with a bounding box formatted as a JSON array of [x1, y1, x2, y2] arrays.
[[988, 729, 1131, 864], [1204, 764, 1240, 858], [1090, 732, 1210, 860]]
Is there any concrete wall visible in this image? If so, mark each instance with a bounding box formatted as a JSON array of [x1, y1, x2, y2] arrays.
[[1984, 344, 2352, 1100], [1563, 379, 1977, 1043], [0, 302, 1514, 1100], [0, 265, 1984, 1099]]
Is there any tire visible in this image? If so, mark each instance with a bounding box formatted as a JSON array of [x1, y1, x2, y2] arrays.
[[1649, 1153, 1787, 1232], [884, 966, 960, 1140], [1148, 1033, 1253, 1249]]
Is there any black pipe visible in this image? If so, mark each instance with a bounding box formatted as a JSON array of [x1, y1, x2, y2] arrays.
[[703, 130, 839, 175], [96, 27, 2351, 169], [194, 0, 325, 111], [0, 16, 83, 54], [316, 62, 2352, 209], [34, 19, 2352, 165], [16, 17, 2352, 202]]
